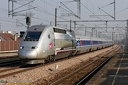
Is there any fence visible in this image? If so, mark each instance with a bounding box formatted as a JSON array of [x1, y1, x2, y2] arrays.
[[0, 40, 20, 51]]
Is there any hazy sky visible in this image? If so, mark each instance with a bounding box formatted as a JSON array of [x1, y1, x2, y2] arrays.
[[0, 0, 128, 35]]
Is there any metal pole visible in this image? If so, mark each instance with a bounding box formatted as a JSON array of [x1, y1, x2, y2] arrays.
[[70, 20, 71, 31], [77, 0, 81, 18], [85, 26, 86, 36], [92, 28, 94, 37], [12, 0, 14, 17], [55, 8, 57, 26], [8, 0, 10, 16], [112, 27, 114, 41], [74, 21, 76, 31], [114, 0, 115, 20], [96, 30, 97, 37], [106, 21, 107, 32]]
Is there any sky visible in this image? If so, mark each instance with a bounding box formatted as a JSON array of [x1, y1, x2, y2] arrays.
[[0, 0, 128, 39]]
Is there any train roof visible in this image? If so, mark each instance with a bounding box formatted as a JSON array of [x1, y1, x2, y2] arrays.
[[76, 35, 91, 40], [75, 35, 112, 41], [27, 25, 66, 31], [27, 25, 48, 31]]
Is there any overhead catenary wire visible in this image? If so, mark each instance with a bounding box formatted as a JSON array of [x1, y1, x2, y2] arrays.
[[116, 7, 128, 14], [0, 0, 127, 35], [80, 2, 101, 20], [13, 0, 35, 11], [8, 0, 69, 25], [33, 1, 68, 21]]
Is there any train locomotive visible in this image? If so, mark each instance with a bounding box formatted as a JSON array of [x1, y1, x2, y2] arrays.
[[18, 25, 113, 64]]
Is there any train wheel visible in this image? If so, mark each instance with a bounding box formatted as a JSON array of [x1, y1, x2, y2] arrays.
[[50, 55, 55, 62], [45, 57, 49, 63], [45, 55, 55, 63]]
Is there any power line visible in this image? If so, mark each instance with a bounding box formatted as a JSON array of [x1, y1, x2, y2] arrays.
[[13, 0, 35, 12], [100, 2, 114, 8], [33, 2, 68, 21], [116, 7, 128, 14], [80, 2, 101, 20], [60, 2, 79, 18]]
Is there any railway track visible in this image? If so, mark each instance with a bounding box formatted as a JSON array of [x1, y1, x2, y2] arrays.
[[0, 59, 23, 79], [76, 56, 112, 85], [0, 52, 19, 64], [0, 59, 21, 74], [0, 56, 68, 80], [49, 46, 120, 85], [0, 45, 120, 85], [84, 52, 128, 85], [0, 64, 41, 79], [0, 60, 21, 66], [76, 46, 120, 85]]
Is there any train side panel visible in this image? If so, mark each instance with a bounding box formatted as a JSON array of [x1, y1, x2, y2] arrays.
[[54, 28, 76, 59], [18, 25, 114, 64]]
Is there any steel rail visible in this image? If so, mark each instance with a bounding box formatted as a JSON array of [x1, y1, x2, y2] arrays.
[[0, 60, 21, 66], [76, 47, 119, 85], [76, 56, 112, 85], [0, 57, 70, 79], [50, 45, 120, 85], [50, 57, 100, 85]]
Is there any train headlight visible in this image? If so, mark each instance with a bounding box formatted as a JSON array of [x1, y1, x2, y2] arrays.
[[32, 46, 38, 49], [20, 46, 24, 49]]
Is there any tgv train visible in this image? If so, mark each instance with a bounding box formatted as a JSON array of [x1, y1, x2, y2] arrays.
[[18, 25, 113, 64]]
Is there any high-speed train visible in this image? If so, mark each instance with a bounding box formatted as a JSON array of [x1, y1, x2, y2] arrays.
[[18, 25, 113, 64]]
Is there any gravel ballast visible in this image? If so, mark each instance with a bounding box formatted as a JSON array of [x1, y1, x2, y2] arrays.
[[0, 45, 119, 85]]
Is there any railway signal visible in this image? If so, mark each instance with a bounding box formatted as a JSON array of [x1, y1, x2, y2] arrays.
[[26, 16, 31, 26]]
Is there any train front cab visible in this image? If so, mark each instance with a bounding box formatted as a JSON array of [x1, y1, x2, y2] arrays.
[[18, 25, 55, 64]]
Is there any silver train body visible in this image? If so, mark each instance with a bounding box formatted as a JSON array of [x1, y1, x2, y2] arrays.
[[18, 25, 113, 64]]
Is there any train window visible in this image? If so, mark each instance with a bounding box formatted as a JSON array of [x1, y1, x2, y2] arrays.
[[77, 40, 92, 46], [99, 41, 103, 44], [82, 41, 85, 45], [24, 31, 42, 41], [82, 40, 91, 45], [48, 34, 50, 39], [87, 41, 91, 45], [93, 41, 98, 44], [53, 28, 66, 34]]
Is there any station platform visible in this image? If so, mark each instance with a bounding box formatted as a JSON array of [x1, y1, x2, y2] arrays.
[[86, 53, 128, 85]]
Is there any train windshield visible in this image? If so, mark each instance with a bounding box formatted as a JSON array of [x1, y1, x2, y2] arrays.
[[24, 31, 42, 41]]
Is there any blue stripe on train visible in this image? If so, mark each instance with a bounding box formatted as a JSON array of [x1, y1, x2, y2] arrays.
[[76, 40, 104, 46]]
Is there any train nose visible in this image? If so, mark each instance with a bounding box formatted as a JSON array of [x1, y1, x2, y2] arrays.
[[18, 50, 38, 59]]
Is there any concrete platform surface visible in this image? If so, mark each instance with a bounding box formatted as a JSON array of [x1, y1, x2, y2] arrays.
[[86, 53, 128, 85]]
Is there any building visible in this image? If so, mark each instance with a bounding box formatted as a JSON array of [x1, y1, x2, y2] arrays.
[[0, 32, 20, 41], [0, 32, 20, 51]]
